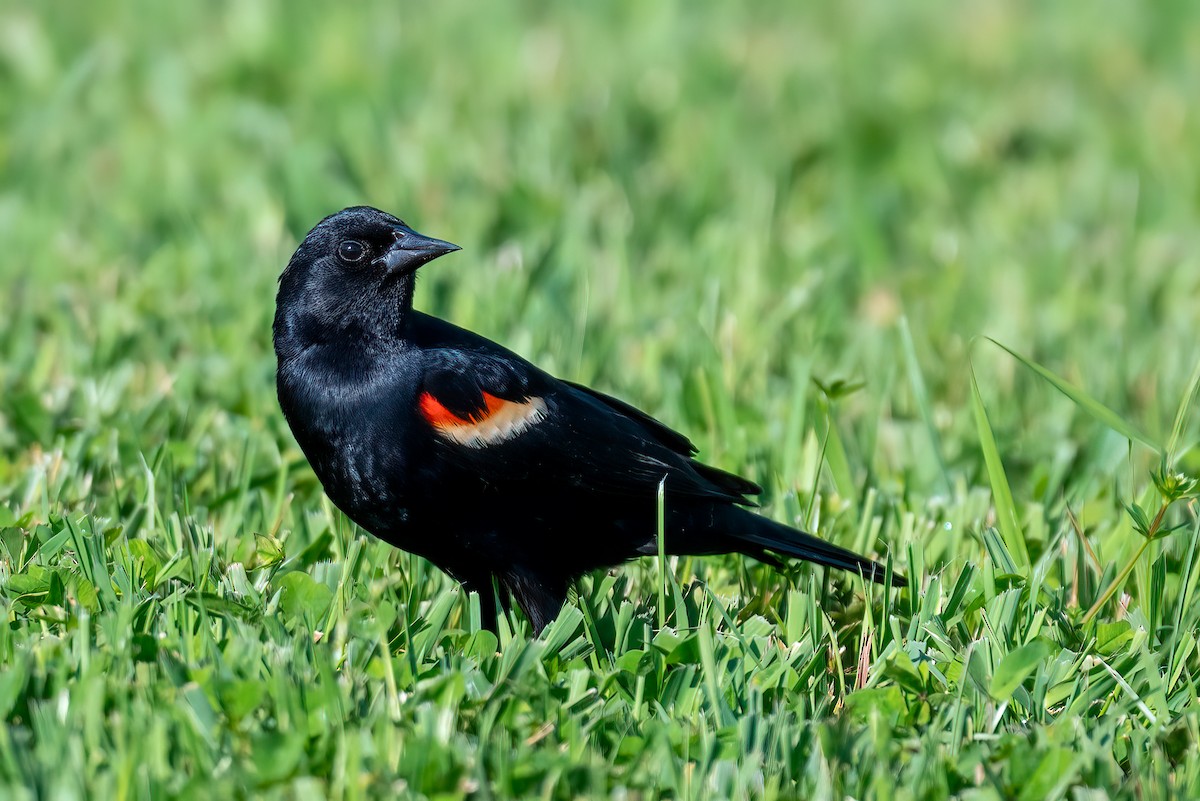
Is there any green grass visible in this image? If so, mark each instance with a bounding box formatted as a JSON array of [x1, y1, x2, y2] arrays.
[[2, 0, 1200, 797]]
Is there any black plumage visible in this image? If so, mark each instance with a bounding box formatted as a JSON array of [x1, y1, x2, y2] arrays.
[[274, 206, 906, 632]]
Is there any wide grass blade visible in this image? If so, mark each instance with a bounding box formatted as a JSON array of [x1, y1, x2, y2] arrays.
[[991, 640, 1051, 701]]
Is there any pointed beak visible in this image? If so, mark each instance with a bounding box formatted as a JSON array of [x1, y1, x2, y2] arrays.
[[375, 225, 461, 277]]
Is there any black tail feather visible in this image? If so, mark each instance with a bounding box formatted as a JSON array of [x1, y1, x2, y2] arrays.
[[726, 511, 907, 588]]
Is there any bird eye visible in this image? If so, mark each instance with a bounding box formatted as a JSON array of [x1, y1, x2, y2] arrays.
[[338, 240, 367, 263]]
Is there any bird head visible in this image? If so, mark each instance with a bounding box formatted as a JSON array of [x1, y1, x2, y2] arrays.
[[275, 206, 460, 355]]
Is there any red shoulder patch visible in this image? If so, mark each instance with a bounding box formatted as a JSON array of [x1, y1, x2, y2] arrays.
[[419, 391, 506, 427], [418, 390, 548, 447]]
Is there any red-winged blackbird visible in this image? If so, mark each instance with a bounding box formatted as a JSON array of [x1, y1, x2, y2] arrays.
[[274, 207, 906, 633]]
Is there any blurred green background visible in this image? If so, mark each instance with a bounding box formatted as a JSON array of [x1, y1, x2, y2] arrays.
[[1, 1, 1199, 798]]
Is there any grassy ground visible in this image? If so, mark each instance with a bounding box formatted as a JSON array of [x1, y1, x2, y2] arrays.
[[2, 0, 1199, 798]]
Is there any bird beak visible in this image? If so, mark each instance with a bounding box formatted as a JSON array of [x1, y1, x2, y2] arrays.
[[376, 225, 461, 277]]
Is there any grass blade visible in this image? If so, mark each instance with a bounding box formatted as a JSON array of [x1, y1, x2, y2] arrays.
[[1166, 358, 1200, 465], [900, 317, 952, 493], [970, 367, 1030, 571], [983, 337, 1158, 451], [657, 477, 667, 629]]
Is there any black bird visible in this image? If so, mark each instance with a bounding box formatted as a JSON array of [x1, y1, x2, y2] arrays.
[[274, 207, 906, 633]]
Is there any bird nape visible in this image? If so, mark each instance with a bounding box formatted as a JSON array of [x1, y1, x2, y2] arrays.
[[274, 206, 907, 634]]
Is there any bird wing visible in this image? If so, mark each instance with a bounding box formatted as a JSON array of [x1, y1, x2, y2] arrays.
[[561, 379, 762, 501], [416, 348, 759, 505], [560, 380, 698, 455]]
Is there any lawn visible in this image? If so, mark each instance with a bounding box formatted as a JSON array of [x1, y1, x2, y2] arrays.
[[2, 0, 1199, 798]]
